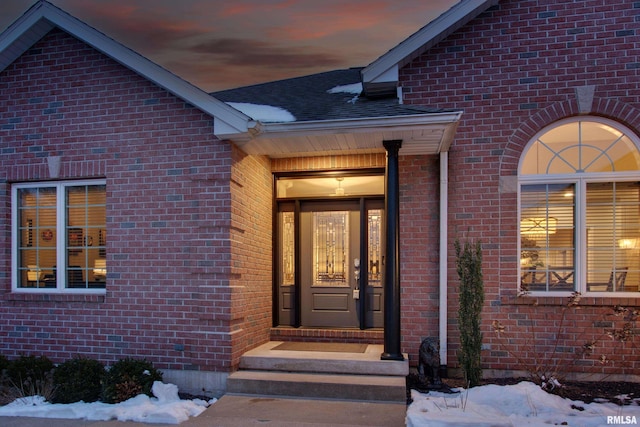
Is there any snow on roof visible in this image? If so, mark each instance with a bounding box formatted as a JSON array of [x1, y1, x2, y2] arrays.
[[327, 83, 363, 95], [226, 102, 296, 123]]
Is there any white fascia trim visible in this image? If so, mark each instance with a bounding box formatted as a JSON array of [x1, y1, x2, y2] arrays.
[[252, 111, 463, 139], [362, 0, 497, 85], [0, 3, 53, 61], [0, 1, 250, 138]]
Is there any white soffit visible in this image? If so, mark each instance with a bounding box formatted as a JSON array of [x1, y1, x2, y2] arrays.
[[0, 1, 250, 138], [235, 111, 462, 158]]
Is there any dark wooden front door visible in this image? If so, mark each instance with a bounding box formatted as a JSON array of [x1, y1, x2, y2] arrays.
[[300, 204, 359, 327], [277, 199, 384, 329]]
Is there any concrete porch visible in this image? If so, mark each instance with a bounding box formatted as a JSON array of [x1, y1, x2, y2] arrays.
[[227, 341, 409, 403]]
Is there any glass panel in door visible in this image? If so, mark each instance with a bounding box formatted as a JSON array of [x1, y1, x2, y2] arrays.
[[277, 208, 296, 326], [301, 205, 360, 328], [365, 208, 384, 328]]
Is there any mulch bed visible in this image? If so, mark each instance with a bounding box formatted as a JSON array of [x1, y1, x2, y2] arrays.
[[406, 373, 639, 406]]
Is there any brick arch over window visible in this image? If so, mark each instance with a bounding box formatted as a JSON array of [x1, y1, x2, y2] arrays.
[[501, 98, 640, 178]]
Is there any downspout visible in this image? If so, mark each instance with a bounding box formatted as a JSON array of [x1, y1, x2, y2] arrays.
[[439, 151, 448, 369]]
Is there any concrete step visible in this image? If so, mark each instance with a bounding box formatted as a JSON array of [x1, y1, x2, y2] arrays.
[[226, 370, 407, 402], [239, 342, 409, 376], [229, 342, 409, 402]]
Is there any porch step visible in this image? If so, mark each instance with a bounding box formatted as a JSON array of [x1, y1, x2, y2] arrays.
[[227, 342, 409, 402], [240, 341, 408, 376], [226, 370, 407, 402]]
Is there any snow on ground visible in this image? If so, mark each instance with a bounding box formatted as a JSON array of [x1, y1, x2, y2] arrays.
[[0, 381, 216, 425], [2, 380, 639, 426], [406, 381, 640, 427]]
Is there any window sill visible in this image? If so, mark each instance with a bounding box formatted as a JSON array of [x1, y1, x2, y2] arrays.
[[3, 292, 106, 303], [501, 293, 639, 307]]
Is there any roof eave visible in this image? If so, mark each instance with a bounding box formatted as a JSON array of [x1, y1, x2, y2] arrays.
[[233, 111, 463, 158], [253, 112, 462, 137], [0, 1, 251, 139], [361, 0, 498, 96]]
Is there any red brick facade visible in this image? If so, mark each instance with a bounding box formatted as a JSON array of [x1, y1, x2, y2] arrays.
[[228, 147, 273, 368], [0, 29, 257, 374], [1, 0, 638, 386], [400, 0, 640, 376]]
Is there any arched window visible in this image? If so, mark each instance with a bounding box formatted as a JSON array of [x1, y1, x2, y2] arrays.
[[519, 117, 640, 295]]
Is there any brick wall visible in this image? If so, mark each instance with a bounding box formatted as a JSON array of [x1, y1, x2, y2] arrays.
[[0, 29, 239, 373], [400, 0, 640, 376], [398, 155, 442, 363], [228, 147, 273, 368]]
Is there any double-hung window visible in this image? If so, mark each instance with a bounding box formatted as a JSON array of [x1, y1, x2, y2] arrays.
[[12, 180, 107, 291], [519, 117, 640, 295]]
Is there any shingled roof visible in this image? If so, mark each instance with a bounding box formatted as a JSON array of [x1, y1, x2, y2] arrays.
[[212, 67, 449, 123]]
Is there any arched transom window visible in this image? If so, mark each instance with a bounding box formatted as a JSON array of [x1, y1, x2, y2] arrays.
[[519, 117, 640, 295]]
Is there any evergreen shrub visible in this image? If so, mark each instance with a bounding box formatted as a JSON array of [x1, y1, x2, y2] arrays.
[[101, 358, 162, 403], [52, 357, 105, 403], [5, 355, 55, 400], [455, 237, 485, 387]]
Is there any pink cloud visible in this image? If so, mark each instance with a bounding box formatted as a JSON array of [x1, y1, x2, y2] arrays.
[[218, 0, 298, 18], [265, 1, 394, 41]]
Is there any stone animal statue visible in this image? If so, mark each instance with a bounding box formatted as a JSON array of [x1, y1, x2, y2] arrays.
[[418, 337, 442, 388]]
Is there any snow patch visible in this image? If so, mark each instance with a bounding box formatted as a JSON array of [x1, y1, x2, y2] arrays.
[[0, 381, 214, 425], [226, 102, 295, 123], [406, 381, 640, 427], [327, 82, 363, 94]]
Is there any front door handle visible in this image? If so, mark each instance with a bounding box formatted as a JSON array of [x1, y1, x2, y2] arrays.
[[353, 258, 360, 299]]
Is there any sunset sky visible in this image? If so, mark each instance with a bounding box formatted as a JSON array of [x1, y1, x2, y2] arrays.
[[0, 0, 458, 91]]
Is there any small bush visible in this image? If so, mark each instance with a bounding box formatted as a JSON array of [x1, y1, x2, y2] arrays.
[[5, 355, 55, 401], [0, 355, 11, 404], [52, 357, 105, 403], [102, 358, 162, 404], [0, 354, 9, 373], [6, 355, 54, 385]]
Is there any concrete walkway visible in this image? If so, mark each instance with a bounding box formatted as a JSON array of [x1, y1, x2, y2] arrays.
[[1, 394, 408, 427]]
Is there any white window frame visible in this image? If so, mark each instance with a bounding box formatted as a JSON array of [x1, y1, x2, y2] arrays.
[[518, 116, 640, 297], [11, 179, 107, 294]]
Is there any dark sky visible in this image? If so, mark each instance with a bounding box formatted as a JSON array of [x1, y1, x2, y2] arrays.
[[1, 0, 458, 91]]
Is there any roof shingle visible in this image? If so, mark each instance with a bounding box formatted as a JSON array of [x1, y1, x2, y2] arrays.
[[212, 68, 449, 123]]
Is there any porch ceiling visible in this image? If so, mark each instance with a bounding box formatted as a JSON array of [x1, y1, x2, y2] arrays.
[[231, 111, 462, 158]]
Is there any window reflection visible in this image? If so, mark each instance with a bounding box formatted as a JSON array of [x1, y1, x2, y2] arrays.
[[16, 182, 106, 290], [520, 184, 575, 292], [586, 182, 640, 292], [18, 187, 58, 288]]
